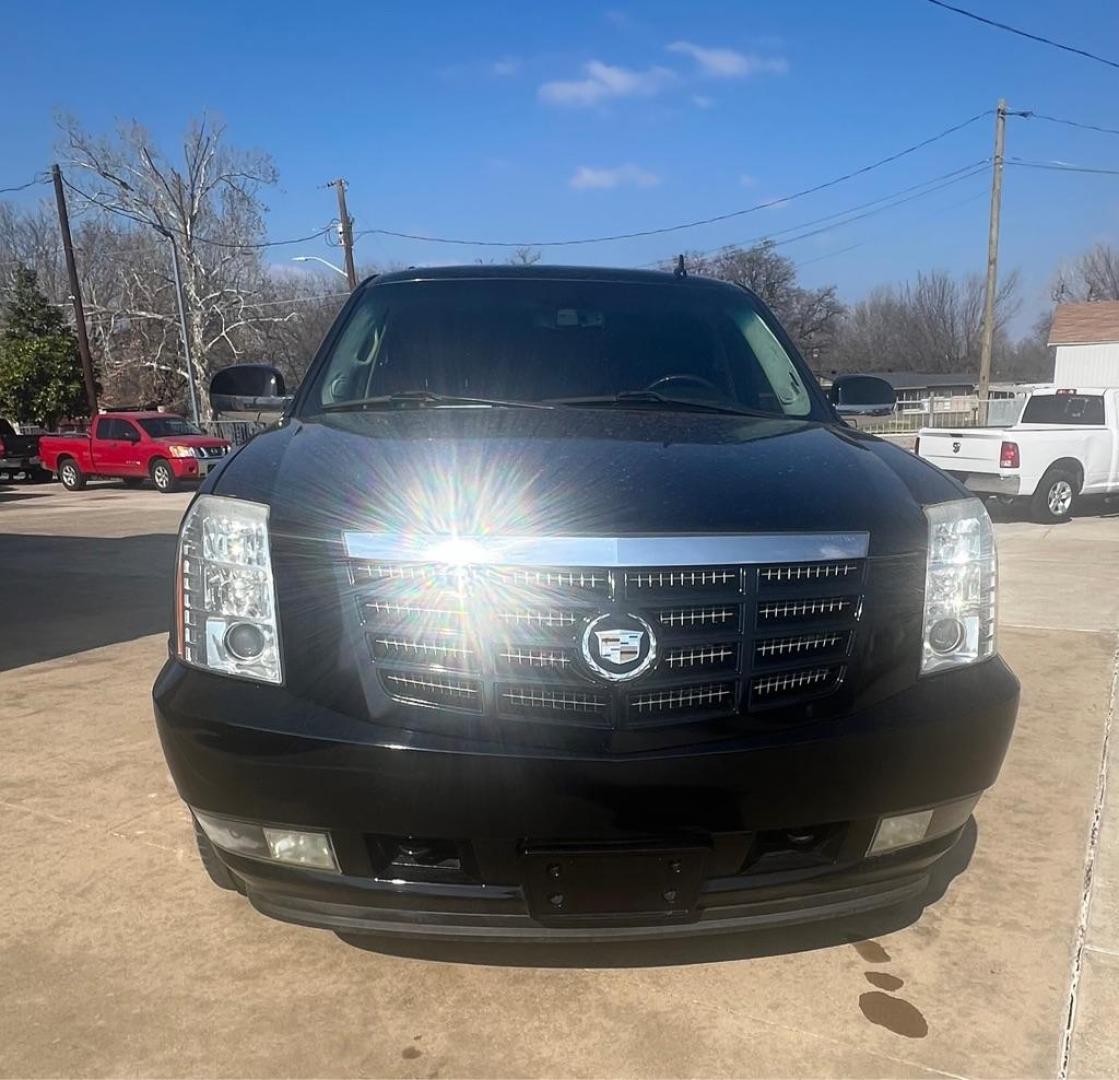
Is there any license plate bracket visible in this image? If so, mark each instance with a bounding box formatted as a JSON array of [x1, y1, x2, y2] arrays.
[[521, 844, 707, 922]]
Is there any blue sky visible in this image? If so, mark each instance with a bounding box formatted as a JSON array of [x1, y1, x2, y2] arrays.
[[3, 0, 1118, 334]]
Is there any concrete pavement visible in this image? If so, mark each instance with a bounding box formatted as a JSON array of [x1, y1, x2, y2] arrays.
[[1, 480, 1117, 1078]]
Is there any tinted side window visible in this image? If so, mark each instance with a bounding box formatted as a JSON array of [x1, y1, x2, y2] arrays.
[[1021, 395, 1105, 425], [94, 418, 119, 439], [118, 420, 140, 441]]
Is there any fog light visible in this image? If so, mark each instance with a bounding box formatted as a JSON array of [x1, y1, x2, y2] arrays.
[[192, 810, 338, 872], [224, 621, 266, 660], [870, 810, 934, 855], [928, 617, 964, 654], [194, 810, 270, 859], [868, 795, 980, 856], [263, 827, 338, 870]]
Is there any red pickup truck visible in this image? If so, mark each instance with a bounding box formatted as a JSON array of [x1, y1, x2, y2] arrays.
[[39, 412, 231, 493]]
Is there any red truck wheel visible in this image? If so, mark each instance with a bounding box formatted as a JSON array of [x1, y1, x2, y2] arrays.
[[58, 457, 86, 491], [150, 458, 178, 493]]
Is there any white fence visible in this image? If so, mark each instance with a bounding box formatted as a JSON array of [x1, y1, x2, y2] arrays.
[[859, 391, 1030, 434]]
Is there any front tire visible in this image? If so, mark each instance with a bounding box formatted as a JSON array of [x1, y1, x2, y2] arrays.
[[58, 458, 86, 491], [1031, 468, 1078, 523], [150, 458, 178, 493]]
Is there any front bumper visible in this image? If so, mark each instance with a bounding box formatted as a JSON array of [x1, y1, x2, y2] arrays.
[[153, 656, 1018, 939], [169, 457, 212, 479]]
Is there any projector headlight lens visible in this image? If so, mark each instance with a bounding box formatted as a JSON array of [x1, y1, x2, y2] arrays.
[[921, 498, 997, 675], [176, 495, 282, 684]]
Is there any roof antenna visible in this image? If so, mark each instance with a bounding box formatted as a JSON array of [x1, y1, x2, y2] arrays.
[[674, 254, 687, 279]]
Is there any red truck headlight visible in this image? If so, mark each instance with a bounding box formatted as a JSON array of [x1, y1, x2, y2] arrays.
[[167, 443, 195, 459]]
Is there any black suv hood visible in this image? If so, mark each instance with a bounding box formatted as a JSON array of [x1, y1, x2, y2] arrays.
[[213, 409, 964, 557]]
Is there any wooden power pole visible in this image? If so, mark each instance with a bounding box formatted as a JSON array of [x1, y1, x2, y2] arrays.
[[51, 164, 99, 416], [330, 179, 358, 290], [977, 100, 1007, 420]]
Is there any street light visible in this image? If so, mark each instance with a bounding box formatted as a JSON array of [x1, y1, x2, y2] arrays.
[[292, 255, 348, 278]]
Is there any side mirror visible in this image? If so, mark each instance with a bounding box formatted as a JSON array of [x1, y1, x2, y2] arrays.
[[827, 375, 897, 418], [209, 364, 292, 421]]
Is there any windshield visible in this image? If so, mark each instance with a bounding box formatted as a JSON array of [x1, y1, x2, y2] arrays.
[[301, 278, 822, 419], [138, 417, 202, 438], [1020, 394, 1105, 425]]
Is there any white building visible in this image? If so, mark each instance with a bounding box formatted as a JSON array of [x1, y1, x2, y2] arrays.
[[1048, 301, 1119, 386]]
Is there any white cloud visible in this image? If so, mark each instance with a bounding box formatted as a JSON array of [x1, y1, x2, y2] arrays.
[[539, 60, 675, 106], [667, 41, 788, 78], [739, 173, 757, 188], [691, 94, 715, 109], [569, 163, 661, 190], [491, 56, 521, 77]]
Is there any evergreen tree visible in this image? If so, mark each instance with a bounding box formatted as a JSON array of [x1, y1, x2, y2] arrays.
[[0, 267, 89, 425]]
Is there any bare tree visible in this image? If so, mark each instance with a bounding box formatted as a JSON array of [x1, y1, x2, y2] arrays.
[[58, 114, 304, 417], [675, 241, 845, 363], [831, 269, 1020, 375], [1052, 243, 1119, 303]]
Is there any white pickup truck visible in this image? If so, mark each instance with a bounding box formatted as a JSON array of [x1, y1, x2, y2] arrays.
[[916, 386, 1119, 522]]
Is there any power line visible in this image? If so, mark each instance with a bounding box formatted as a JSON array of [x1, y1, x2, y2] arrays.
[[1018, 112, 1119, 138], [641, 160, 990, 267], [0, 175, 47, 195], [924, 0, 1119, 71], [793, 189, 989, 269], [59, 174, 336, 250], [1009, 158, 1119, 176], [357, 110, 992, 248]]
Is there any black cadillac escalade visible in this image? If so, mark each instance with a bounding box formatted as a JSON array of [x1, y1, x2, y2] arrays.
[[153, 266, 1019, 940]]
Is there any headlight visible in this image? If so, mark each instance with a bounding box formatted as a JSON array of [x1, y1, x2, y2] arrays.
[[175, 495, 282, 684], [921, 498, 997, 674], [167, 443, 195, 458]]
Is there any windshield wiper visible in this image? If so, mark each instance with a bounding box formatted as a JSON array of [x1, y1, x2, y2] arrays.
[[546, 391, 773, 418], [322, 391, 553, 412]]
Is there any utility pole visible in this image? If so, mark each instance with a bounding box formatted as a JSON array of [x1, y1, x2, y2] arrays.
[[977, 99, 1007, 421], [50, 165, 99, 416], [330, 179, 358, 290], [165, 234, 201, 425]]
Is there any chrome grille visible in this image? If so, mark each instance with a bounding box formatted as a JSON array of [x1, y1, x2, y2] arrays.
[[350, 548, 867, 740], [759, 561, 860, 583], [488, 568, 609, 592], [498, 646, 574, 671], [500, 687, 607, 714], [754, 631, 848, 663], [752, 666, 843, 700], [379, 672, 482, 711], [658, 605, 739, 629], [373, 635, 475, 670], [627, 568, 738, 590], [662, 643, 737, 670], [495, 608, 578, 628], [757, 597, 854, 622], [628, 682, 736, 717]]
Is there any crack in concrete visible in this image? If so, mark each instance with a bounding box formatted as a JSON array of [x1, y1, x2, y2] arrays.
[[1059, 634, 1119, 1079]]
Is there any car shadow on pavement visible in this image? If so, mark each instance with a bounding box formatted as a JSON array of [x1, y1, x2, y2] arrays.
[[0, 532, 176, 670], [337, 819, 977, 968]]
